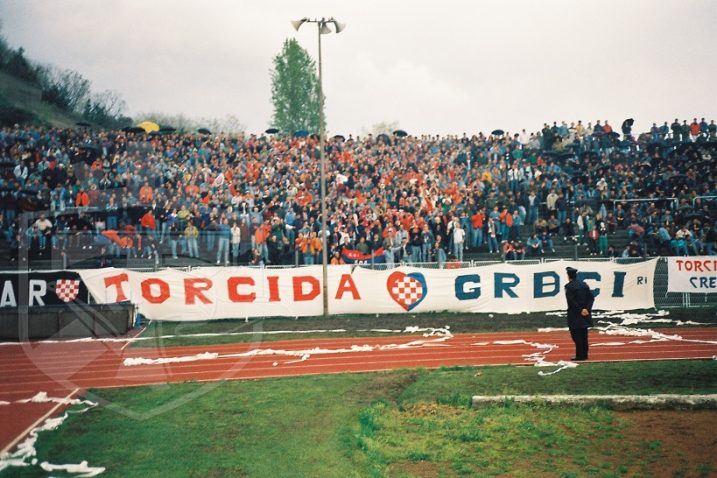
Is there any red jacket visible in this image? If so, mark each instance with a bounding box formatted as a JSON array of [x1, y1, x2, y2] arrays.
[[75, 191, 90, 207]]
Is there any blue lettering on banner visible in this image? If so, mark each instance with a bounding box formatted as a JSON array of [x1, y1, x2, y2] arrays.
[[455, 274, 481, 300], [612, 271, 626, 297], [577, 271, 601, 298], [689, 276, 717, 289], [451, 270, 638, 301], [494, 273, 519, 298], [534, 271, 560, 298]]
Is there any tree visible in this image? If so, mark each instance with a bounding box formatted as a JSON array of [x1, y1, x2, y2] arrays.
[[83, 90, 130, 128], [270, 38, 321, 134], [135, 112, 246, 134], [363, 120, 401, 137], [38, 65, 91, 112]]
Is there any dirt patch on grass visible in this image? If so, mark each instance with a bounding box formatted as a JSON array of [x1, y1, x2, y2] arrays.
[[616, 410, 717, 477], [388, 461, 456, 478], [351, 371, 423, 404]]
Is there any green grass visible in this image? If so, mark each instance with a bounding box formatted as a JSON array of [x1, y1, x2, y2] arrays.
[[7, 360, 717, 477], [0, 70, 80, 127], [358, 401, 629, 477], [133, 308, 717, 348]]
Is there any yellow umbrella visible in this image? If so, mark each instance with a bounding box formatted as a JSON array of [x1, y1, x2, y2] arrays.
[[137, 121, 160, 133]]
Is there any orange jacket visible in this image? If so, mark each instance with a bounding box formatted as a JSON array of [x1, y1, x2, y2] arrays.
[[139, 185, 153, 203], [75, 191, 90, 207], [255, 224, 270, 244], [310, 237, 322, 253]]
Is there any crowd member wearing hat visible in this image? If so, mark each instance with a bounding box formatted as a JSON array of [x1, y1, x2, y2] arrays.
[[564, 266, 595, 361]]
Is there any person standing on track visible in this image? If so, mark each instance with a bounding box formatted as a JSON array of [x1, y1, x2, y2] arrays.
[[564, 266, 595, 361]]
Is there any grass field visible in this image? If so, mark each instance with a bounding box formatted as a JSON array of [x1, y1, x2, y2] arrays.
[[11, 360, 717, 478], [133, 308, 717, 348]]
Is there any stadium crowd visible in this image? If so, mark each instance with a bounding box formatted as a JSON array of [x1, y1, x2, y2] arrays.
[[0, 117, 715, 267]]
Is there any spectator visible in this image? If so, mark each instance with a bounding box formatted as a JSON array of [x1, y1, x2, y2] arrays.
[[433, 235, 447, 268], [216, 218, 231, 265], [452, 221, 466, 261], [185, 220, 199, 258], [526, 233, 542, 256], [230, 221, 242, 264]]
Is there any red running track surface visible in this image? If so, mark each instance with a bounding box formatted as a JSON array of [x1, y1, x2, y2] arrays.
[[1, 327, 716, 453]]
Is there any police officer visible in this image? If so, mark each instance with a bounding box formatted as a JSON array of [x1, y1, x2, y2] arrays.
[[564, 266, 595, 361]]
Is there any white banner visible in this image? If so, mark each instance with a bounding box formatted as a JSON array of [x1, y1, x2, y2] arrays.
[[78, 260, 657, 321], [667, 257, 717, 293]]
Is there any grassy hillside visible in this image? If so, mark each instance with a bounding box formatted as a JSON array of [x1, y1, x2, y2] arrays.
[[0, 69, 82, 127]]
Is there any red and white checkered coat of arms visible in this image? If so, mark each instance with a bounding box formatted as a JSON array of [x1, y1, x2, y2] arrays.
[[55, 279, 81, 303], [387, 271, 428, 311]]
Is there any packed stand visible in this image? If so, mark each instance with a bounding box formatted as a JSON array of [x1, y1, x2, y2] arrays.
[[0, 117, 715, 268]]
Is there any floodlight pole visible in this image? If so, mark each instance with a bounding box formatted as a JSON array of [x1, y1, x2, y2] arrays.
[[317, 25, 329, 318], [293, 17, 344, 317]]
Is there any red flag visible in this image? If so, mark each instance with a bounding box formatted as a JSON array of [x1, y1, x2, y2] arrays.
[[102, 230, 121, 245], [140, 211, 157, 230]]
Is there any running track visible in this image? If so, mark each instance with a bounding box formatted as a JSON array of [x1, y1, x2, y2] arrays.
[[1, 327, 716, 453]]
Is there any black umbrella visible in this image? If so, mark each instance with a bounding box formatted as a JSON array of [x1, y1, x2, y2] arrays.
[[333, 134, 345, 141], [79, 144, 100, 152], [293, 130, 309, 138], [159, 126, 177, 133], [265, 128, 279, 134], [309, 133, 320, 141], [377, 133, 390, 144], [393, 129, 408, 137], [197, 128, 212, 135], [75, 121, 91, 127], [123, 126, 145, 134], [608, 132, 620, 140], [491, 129, 504, 136]]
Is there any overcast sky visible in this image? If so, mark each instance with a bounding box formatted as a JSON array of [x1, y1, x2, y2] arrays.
[[1, 0, 715, 136]]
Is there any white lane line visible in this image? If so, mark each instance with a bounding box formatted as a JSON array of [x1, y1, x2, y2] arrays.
[[120, 325, 148, 351]]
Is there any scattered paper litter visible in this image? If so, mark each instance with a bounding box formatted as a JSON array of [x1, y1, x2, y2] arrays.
[[124, 327, 454, 368], [0, 395, 103, 477], [123, 352, 218, 366], [40, 460, 105, 477]]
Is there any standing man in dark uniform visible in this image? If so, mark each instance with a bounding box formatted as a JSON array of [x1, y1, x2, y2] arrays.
[[564, 266, 595, 361]]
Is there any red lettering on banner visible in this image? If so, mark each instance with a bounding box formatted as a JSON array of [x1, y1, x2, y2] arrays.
[[676, 259, 717, 272], [293, 276, 320, 301], [335, 274, 361, 300], [141, 278, 169, 304], [227, 277, 256, 302], [267, 276, 280, 302], [184, 278, 213, 304], [104, 273, 129, 302]]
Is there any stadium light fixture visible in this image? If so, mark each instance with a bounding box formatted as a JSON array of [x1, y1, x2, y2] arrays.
[[292, 17, 345, 317]]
